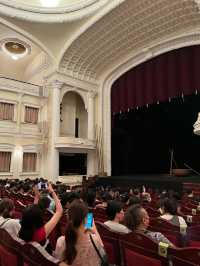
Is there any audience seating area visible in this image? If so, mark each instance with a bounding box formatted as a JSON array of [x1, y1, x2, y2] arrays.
[[1, 182, 200, 265]]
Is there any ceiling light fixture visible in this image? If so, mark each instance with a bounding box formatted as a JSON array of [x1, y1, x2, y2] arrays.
[[11, 55, 18, 60], [40, 0, 60, 8], [0, 38, 31, 60]]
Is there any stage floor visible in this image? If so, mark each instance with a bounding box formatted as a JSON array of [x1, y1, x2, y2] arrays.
[[96, 174, 200, 192]]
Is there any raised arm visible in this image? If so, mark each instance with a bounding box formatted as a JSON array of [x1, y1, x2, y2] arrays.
[[33, 185, 40, 204], [44, 183, 63, 237]]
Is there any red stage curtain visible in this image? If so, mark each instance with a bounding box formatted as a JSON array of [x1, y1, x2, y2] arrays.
[[111, 45, 200, 114]]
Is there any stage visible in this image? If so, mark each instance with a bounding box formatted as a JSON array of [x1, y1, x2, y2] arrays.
[[95, 174, 200, 192]]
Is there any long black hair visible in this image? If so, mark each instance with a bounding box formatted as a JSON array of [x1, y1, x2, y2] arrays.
[[65, 200, 88, 264], [19, 204, 44, 242]]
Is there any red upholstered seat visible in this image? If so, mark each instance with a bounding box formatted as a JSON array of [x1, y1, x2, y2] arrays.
[[169, 246, 200, 265], [125, 249, 161, 266], [0, 244, 18, 266], [0, 228, 24, 266], [95, 221, 122, 265], [21, 242, 60, 266]]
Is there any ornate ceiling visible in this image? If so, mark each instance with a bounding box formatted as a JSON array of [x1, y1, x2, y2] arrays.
[[0, 23, 50, 83], [59, 0, 200, 83], [0, 0, 110, 23]]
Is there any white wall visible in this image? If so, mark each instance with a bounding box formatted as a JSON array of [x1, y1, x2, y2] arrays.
[[60, 91, 88, 138]]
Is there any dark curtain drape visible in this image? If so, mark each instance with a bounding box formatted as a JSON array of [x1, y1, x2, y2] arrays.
[[111, 45, 200, 114]]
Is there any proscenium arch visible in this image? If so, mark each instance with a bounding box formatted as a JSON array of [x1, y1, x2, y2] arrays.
[[101, 33, 200, 176], [0, 17, 56, 64]]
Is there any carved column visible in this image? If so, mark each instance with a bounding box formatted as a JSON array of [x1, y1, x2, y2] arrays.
[[47, 80, 63, 181], [87, 91, 96, 140]]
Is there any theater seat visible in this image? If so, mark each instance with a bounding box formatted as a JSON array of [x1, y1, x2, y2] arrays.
[[21, 242, 60, 266], [95, 222, 122, 265], [0, 244, 18, 266], [0, 228, 23, 266], [124, 249, 161, 266]]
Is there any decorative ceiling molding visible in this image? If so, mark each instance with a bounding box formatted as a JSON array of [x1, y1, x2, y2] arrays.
[[0, 17, 55, 62], [45, 71, 98, 92], [59, 0, 200, 82], [24, 52, 52, 80], [0, 0, 110, 23]]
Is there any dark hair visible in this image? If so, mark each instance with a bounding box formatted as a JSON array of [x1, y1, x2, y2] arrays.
[[124, 204, 144, 231], [0, 198, 14, 218], [160, 198, 177, 215], [106, 200, 122, 221], [60, 192, 70, 208], [86, 190, 96, 208], [128, 196, 141, 207], [65, 200, 88, 265], [38, 196, 51, 212], [19, 204, 44, 242]]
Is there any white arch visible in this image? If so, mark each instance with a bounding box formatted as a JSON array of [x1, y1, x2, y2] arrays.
[[0, 17, 56, 64], [101, 32, 200, 175], [60, 87, 87, 110]]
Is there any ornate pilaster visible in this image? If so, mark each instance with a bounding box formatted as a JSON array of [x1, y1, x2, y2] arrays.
[[47, 80, 63, 181], [87, 91, 96, 140]]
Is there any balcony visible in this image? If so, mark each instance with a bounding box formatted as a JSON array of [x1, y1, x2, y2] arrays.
[[55, 136, 96, 150]]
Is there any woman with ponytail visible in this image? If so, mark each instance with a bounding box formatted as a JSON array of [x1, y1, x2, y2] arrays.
[[54, 200, 104, 266]]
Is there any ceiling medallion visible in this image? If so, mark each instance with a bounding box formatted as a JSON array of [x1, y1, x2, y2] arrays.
[[0, 0, 110, 23], [0, 38, 31, 60]]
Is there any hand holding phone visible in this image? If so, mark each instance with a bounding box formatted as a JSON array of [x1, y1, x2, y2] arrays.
[[85, 213, 93, 229]]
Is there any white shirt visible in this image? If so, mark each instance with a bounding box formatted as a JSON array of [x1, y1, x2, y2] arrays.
[[104, 220, 130, 233], [160, 214, 187, 227], [0, 216, 21, 236]]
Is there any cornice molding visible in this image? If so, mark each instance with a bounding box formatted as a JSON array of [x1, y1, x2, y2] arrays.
[[0, 76, 45, 98], [45, 71, 98, 92], [0, 0, 109, 23]]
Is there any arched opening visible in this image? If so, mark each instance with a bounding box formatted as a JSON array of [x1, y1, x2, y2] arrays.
[[111, 45, 200, 176], [60, 91, 88, 138]]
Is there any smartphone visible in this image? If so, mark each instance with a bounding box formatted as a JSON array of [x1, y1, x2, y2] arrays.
[[41, 182, 48, 189], [85, 213, 93, 229]]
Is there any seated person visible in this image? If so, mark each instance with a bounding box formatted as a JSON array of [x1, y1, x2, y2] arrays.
[[124, 205, 174, 246], [96, 192, 112, 208], [0, 198, 21, 236], [160, 198, 187, 227], [19, 183, 63, 253], [104, 200, 130, 233], [54, 200, 105, 266]]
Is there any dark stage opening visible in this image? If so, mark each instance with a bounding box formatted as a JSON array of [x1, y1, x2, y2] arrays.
[[112, 94, 200, 175], [59, 153, 87, 175]]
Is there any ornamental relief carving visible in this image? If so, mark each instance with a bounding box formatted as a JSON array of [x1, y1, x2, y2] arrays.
[[0, 0, 111, 23], [60, 0, 200, 82]]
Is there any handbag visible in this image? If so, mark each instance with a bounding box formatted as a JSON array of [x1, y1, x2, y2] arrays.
[[90, 234, 110, 266]]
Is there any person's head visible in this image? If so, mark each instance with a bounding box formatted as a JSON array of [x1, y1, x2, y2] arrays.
[[128, 196, 141, 207], [19, 204, 44, 242], [0, 198, 15, 218], [86, 190, 96, 208], [23, 184, 30, 194], [106, 200, 124, 222], [160, 198, 177, 215], [61, 192, 70, 208], [38, 196, 51, 212], [101, 192, 112, 203], [65, 200, 88, 264], [124, 205, 149, 231]]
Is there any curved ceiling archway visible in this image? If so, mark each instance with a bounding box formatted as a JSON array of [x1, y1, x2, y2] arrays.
[[59, 0, 200, 83], [0, 0, 110, 23]]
